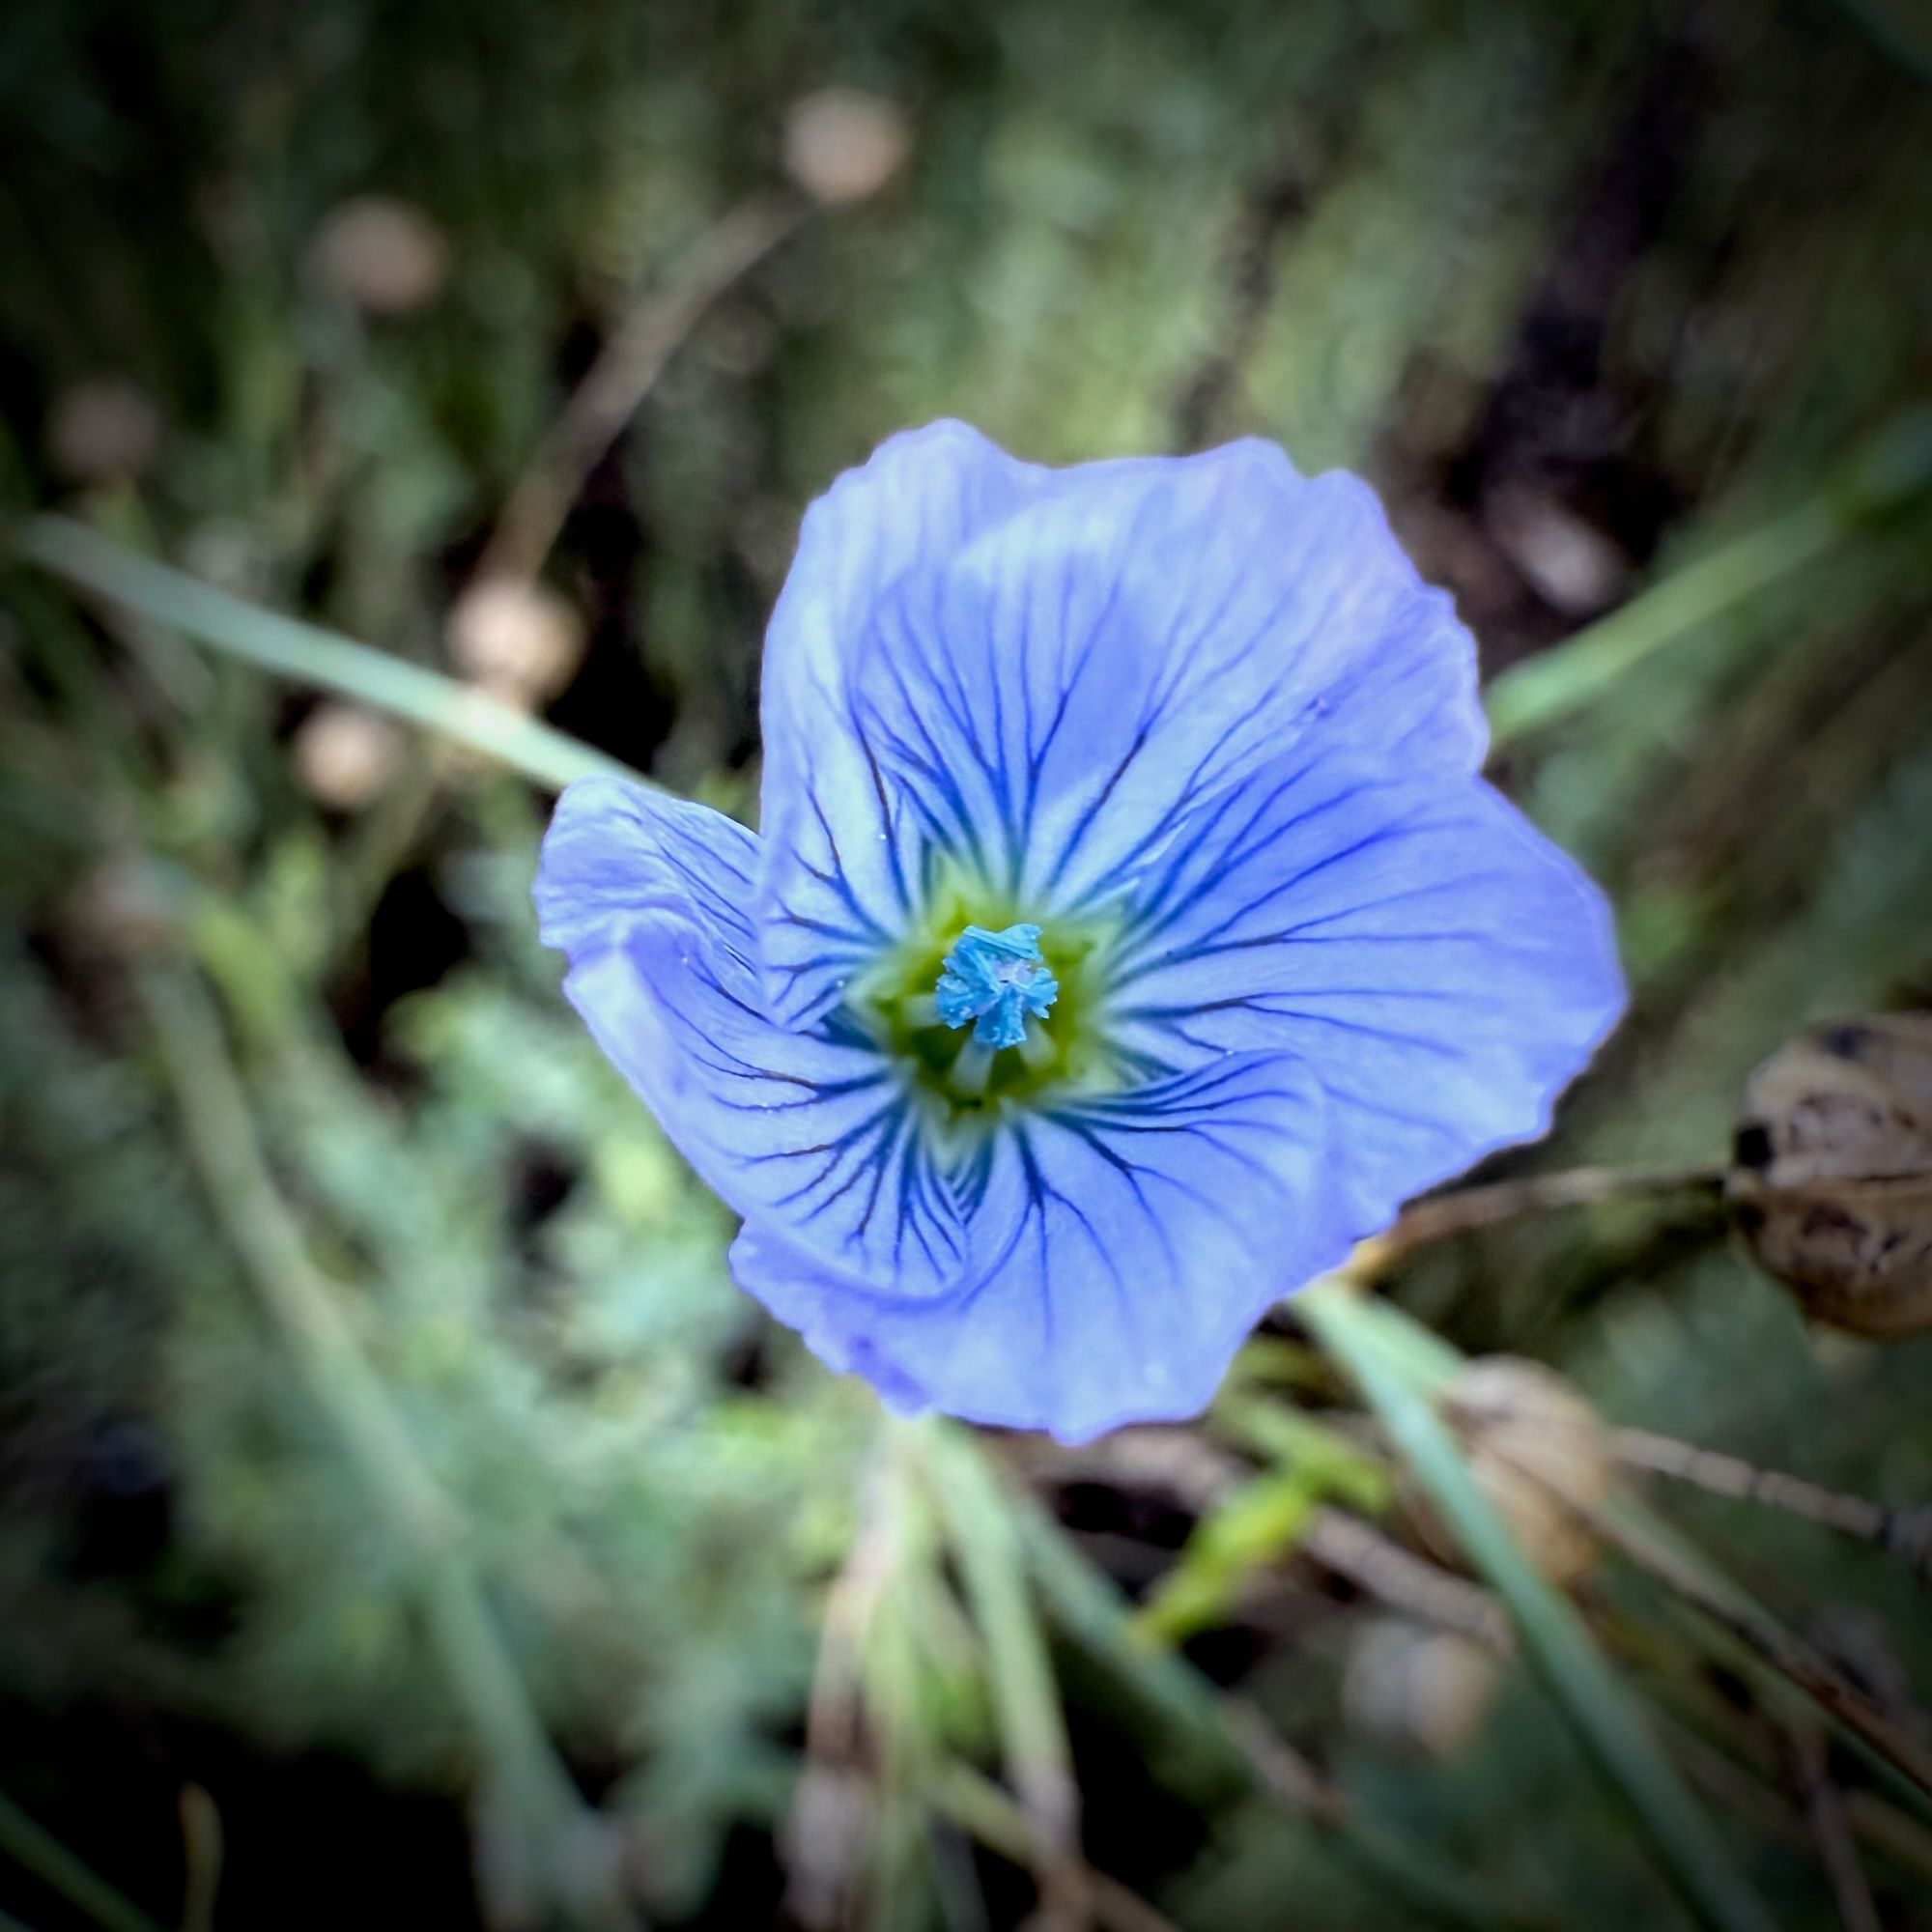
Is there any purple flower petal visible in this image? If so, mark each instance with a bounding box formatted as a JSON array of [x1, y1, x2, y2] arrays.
[[755, 426, 1484, 1026], [537, 777, 970, 1298], [731, 1050, 1352, 1442], [1102, 741, 1626, 1223]]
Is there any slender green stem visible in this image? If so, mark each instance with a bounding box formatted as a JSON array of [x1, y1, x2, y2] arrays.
[[1484, 497, 1840, 746], [1010, 1494, 1544, 1930], [1313, 1280, 1462, 1389], [922, 1421, 1088, 1929], [9, 515, 643, 792], [177, 1785, 221, 1932], [931, 1762, 1178, 1932], [1485, 407, 1932, 746], [0, 1791, 166, 1932], [1299, 1279, 1776, 1932]]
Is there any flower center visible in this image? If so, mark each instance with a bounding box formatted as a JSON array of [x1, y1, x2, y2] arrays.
[[845, 878, 1124, 1120], [923, 922, 1062, 1096], [933, 923, 1060, 1048]]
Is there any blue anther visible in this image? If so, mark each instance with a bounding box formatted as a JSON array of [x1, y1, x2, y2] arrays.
[[933, 923, 1060, 1050]]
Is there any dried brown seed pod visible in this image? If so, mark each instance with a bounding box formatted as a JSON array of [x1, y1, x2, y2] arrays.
[[1343, 1617, 1501, 1761], [1728, 1015, 1932, 1338], [1407, 1356, 1614, 1585]]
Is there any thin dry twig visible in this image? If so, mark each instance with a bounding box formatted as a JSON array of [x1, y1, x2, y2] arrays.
[[1590, 1504, 1932, 1804], [1013, 1429, 1511, 1651], [1614, 1430, 1932, 1578], [1842, 1789, 1932, 1889], [931, 1764, 1179, 1932], [1353, 1163, 1729, 1275], [1781, 1724, 1883, 1932], [1301, 1506, 1514, 1653], [783, 1460, 902, 1930], [478, 196, 807, 584], [1216, 1698, 1344, 1828], [1468, 1383, 1932, 1806]]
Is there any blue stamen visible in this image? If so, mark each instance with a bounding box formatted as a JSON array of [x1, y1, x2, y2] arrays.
[[933, 923, 1060, 1051]]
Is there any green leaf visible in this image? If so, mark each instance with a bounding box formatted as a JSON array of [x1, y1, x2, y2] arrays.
[[921, 1421, 1083, 1896], [1132, 1468, 1317, 1647]]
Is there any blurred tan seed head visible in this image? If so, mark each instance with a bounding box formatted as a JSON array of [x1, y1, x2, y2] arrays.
[[1407, 1356, 1613, 1586], [446, 578, 585, 711], [293, 702, 404, 810], [782, 90, 910, 206], [312, 195, 451, 316], [1344, 1618, 1501, 1760], [46, 379, 164, 482], [63, 858, 181, 958]]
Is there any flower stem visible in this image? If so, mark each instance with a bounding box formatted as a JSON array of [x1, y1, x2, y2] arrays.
[[922, 1422, 1089, 1932]]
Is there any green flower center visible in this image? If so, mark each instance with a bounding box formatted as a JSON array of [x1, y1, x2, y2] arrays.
[[847, 882, 1124, 1120]]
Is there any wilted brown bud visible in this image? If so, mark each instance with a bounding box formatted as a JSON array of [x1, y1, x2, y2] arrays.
[[1343, 1618, 1500, 1760], [782, 89, 910, 206], [1408, 1356, 1613, 1585], [46, 379, 164, 482], [1728, 1016, 1932, 1338], [292, 701, 403, 810], [446, 577, 585, 711], [312, 195, 450, 317]]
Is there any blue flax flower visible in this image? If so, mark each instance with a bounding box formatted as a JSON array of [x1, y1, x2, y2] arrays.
[[536, 422, 1624, 1441]]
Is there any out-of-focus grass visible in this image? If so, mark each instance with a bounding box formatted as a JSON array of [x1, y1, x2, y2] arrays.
[[3, 1, 1931, 1928]]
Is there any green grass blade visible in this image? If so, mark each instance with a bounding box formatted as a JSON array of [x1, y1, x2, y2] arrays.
[[1010, 1495, 1545, 1930], [921, 1421, 1085, 1917], [1484, 406, 1932, 748], [1299, 1280, 1776, 1932], [0, 1790, 165, 1932], [10, 515, 641, 793], [1482, 497, 1841, 747]]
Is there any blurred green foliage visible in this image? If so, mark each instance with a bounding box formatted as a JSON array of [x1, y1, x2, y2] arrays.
[[3, 0, 1931, 1928]]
